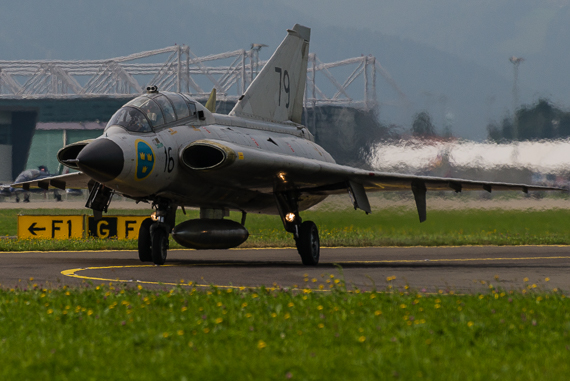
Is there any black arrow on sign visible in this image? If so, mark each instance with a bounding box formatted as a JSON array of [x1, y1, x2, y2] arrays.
[[28, 222, 46, 236]]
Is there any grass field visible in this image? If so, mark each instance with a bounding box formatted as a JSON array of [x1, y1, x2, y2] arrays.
[[1, 204, 570, 251], [1, 280, 569, 380], [2, 200, 570, 379]]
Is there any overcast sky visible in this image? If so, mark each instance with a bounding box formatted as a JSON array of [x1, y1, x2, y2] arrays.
[[286, 0, 570, 84], [2, 0, 569, 139]]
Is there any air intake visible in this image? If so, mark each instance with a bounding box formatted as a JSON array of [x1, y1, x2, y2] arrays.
[[181, 142, 233, 170], [57, 140, 94, 170]]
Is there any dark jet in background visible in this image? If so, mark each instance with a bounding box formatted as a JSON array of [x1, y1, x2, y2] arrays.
[[1, 166, 82, 202]]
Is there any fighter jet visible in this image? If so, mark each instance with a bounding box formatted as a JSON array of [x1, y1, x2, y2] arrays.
[[12, 24, 560, 265], [1, 166, 63, 202]]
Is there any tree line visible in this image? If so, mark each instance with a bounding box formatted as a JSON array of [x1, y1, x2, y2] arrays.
[[487, 99, 570, 142], [410, 111, 453, 138]]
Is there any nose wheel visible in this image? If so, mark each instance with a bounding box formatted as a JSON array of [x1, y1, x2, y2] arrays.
[[150, 224, 169, 265], [138, 218, 169, 264], [138, 218, 153, 262], [137, 200, 176, 265]]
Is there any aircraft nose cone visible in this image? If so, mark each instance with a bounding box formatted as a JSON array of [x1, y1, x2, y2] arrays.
[[77, 139, 124, 183]]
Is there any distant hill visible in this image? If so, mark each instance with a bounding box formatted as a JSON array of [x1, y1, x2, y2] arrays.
[[287, 0, 570, 102], [1, 0, 559, 140]]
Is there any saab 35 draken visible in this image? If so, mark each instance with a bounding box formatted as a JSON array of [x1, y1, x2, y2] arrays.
[[13, 24, 560, 265]]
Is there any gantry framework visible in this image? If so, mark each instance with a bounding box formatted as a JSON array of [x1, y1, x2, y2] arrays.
[[0, 45, 409, 110]]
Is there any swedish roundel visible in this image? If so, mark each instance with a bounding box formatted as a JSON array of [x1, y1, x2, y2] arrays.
[[135, 140, 155, 180]]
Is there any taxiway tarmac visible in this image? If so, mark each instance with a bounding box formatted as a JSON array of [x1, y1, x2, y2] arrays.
[[1, 246, 569, 293]]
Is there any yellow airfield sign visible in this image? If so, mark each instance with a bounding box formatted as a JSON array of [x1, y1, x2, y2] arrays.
[[18, 215, 85, 239], [18, 215, 149, 240], [86, 216, 149, 239]]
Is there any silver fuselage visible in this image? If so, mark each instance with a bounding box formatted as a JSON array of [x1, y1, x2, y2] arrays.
[[100, 106, 334, 214]]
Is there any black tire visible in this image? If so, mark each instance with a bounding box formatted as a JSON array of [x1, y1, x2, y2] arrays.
[[151, 224, 168, 265], [296, 221, 320, 265], [138, 218, 153, 262]]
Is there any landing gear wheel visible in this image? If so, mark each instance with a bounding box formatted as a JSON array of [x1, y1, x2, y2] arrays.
[[150, 224, 168, 265], [138, 218, 153, 262], [296, 221, 320, 266]]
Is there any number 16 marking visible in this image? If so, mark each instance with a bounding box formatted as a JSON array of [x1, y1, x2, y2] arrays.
[[164, 147, 174, 173]]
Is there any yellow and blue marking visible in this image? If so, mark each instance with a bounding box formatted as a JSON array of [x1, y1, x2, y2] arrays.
[[135, 140, 155, 180]]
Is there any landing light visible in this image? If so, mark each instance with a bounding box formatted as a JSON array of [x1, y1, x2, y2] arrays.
[[151, 212, 159, 221], [285, 213, 296, 222], [278, 172, 286, 181]]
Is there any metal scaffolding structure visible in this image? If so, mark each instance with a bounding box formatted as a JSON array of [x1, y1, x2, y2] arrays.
[[0, 45, 409, 110]]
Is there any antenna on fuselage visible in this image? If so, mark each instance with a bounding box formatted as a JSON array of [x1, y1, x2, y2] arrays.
[[205, 88, 216, 113]]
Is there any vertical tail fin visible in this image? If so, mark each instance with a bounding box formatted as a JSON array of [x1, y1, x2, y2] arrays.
[[229, 24, 310, 124]]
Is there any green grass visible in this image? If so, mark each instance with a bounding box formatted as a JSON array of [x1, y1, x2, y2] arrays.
[[0, 280, 569, 380], [245, 207, 570, 247], [1, 207, 570, 251]]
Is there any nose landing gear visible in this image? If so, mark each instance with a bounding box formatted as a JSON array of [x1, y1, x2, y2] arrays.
[[138, 200, 176, 265], [138, 218, 153, 262], [150, 223, 169, 265]]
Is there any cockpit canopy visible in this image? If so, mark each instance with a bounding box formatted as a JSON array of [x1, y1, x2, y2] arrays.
[[105, 92, 198, 133]]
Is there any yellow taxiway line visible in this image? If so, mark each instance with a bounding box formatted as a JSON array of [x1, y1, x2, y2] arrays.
[[61, 255, 570, 288]]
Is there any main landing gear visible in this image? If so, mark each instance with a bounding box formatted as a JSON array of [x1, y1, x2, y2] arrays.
[[296, 221, 320, 265], [275, 192, 320, 265], [138, 200, 176, 265]]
